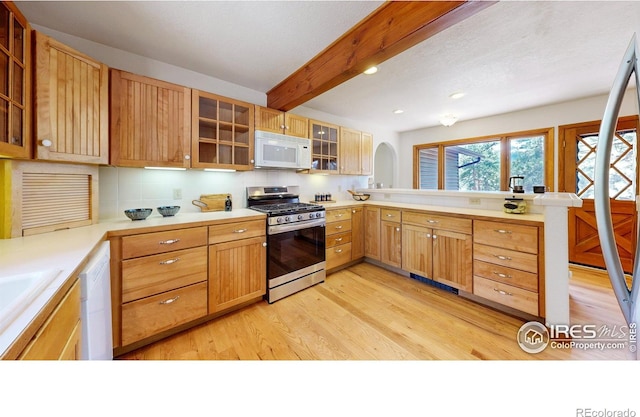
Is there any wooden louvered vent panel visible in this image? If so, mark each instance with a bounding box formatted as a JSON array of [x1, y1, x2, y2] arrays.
[[21, 172, 92, 236]]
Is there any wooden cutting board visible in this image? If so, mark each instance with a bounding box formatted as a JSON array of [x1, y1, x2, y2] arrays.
[[192, 194, 230, 212]]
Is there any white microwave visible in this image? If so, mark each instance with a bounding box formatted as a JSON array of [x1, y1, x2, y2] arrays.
[[254, 130, 311, 169]]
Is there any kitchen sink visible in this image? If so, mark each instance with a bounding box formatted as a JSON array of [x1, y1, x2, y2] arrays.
[[0, 270, 62, 333]]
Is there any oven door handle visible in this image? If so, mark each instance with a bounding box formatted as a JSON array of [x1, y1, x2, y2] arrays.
[[268, 218, 326, 234]]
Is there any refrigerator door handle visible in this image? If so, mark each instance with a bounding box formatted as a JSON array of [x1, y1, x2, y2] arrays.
[[594, 33, 640, 326]]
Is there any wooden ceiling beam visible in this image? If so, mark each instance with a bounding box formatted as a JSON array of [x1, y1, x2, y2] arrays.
[[267, 1, 496, 111]]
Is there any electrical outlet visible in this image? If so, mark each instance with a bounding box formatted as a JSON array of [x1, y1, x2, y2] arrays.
[[173, 188, 182, 200], [469, 198, 481, 206]]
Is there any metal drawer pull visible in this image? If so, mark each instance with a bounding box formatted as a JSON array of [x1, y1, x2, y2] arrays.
[[160, 296, 180, 305], [425, 233, 431, 238], [386, 214, 395, 217], [493, 288, 513, 296], [335, 237, 343, 242], [335, 249, 343, 253], [427, 219, 439, 224], [432, 234, 437, 239], [494, 254, 512, 261], [160, 258, 180, 265], [234, 228, 248, 233], [159, 238, 180, 245], [336, 213, 344, 217], [396, 227, 400, 232], [493, 272, 512, 279], [494, 229, 512, 234], [335, 225, 343, 230]]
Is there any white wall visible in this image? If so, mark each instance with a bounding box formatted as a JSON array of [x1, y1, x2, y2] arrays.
[[32, 25, 401, 219], [398, 89, 640, 190]]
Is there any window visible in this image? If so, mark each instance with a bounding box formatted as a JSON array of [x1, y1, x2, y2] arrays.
[[414, 128, 554, 192]]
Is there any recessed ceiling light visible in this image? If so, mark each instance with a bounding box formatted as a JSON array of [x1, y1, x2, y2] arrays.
[[393, 109, 404, 114], [363, 66, 378, 75], [449, 92, 465, 99]]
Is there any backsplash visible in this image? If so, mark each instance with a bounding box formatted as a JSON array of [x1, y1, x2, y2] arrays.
[[99, 167, 369, 220]]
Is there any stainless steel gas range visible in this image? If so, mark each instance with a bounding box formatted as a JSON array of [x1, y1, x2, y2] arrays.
[[247, 186, 326, 303]]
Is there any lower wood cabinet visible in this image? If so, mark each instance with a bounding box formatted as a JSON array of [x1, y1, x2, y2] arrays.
[[364, 206, 381, 260], [380, 208, 402, 268], [325, 208, 353, 270], [350, 206, 365, 260], [472, 219, 542, 316], [402, 211, 473, 292], [18, 280, 81, 360], [208, 235, 266, 313]]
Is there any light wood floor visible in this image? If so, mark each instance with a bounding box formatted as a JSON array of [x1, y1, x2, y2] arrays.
[[119, 262, 635, 360]]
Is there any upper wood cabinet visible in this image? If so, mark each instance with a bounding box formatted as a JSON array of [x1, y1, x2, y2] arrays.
[[0, 1, 30, 159], [340, 127, 373, 175], [255, 105, 308, 138], [309, 119, 339, 174], [110, 69, 191, 168], [192, 90, 254, 170], [34, 31, 108, 164]]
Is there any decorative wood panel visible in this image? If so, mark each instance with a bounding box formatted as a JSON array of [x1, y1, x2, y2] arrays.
[[431, 229, 472, 292], [339, 127, 361, 175], [350, 207, 365, 260], [364, 206, 380, 260], [6, 160, 99, 238], [110, 69, 191, 167], [381, 220, 402, 268], [401, 223, 432, 278], [34, 31, 108, 164]]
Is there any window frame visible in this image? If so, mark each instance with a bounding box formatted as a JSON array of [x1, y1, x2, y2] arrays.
[[413, 127, 555, 192]]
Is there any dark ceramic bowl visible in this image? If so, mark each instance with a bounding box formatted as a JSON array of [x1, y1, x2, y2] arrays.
[[352, 194, 370, 201], [157, 205, 181, 217], [124, 208, 153, 220]]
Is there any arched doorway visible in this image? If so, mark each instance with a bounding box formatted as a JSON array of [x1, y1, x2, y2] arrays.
[[374, 142, 396, 188]]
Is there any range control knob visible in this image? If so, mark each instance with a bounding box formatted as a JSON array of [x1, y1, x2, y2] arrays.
[[309, 213, 315, 219], [298, 214, 304, 220], [277, 217, 283, 223], [285, 216, 291, 222], [316, 212, 322, 218]]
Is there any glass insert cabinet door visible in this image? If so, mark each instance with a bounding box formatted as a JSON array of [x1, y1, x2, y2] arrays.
[[0, 2, 29, 159], [310, 120, 338, 173], [192, 90, 254, 170]]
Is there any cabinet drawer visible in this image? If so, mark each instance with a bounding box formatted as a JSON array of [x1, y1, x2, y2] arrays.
[[474, 276, 538, 316], [326, 231, 352, 248], [122, 227, 208, 259], [474, 243, 538, 274], [473, 259, 538, 292], [402, 211, 471, 234], [326, 209, 352, 223], [121, 281, 208, 346], [327, 243, 352, 270], [208, 219, 265, 244], [473, 220, 538, 254], [122, 246, 208, 303], [381, 208, 401, 223], [326, 219, 351, 235]]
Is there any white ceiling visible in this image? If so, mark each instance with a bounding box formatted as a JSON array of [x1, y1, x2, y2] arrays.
[[14, 1, 640, 133]]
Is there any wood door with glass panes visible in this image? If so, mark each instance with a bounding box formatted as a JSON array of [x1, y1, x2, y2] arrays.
[[309, 119, 339, 174], [560, 116, 639, 273], [0, 2, 30, 159]]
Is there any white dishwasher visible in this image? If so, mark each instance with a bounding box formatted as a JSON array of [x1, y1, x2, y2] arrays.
[[79, 241, 113, 360]]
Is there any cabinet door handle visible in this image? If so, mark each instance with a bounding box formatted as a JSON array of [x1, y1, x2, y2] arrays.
[[159, 238, 180, 245], [159, 257, 180, 265], [335, 213, 344, 217], [160, 296, 180, 305], [262, 242, 267, 247], [427, 219, 439, 224], [335, 248, 343, 254], [494, 229, 512, 234], [234, 228, 247, 233], [352, 210, 356, 213], [432, 234, 437, 240], [425, 233, 431, 238], [494, 254, 512, 261], [386, 214, 394, 217], [493, 288, 513, 296], [335, 237, 343, 242], [396, 227, 400, 232], [493, 272, 512, 279]]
